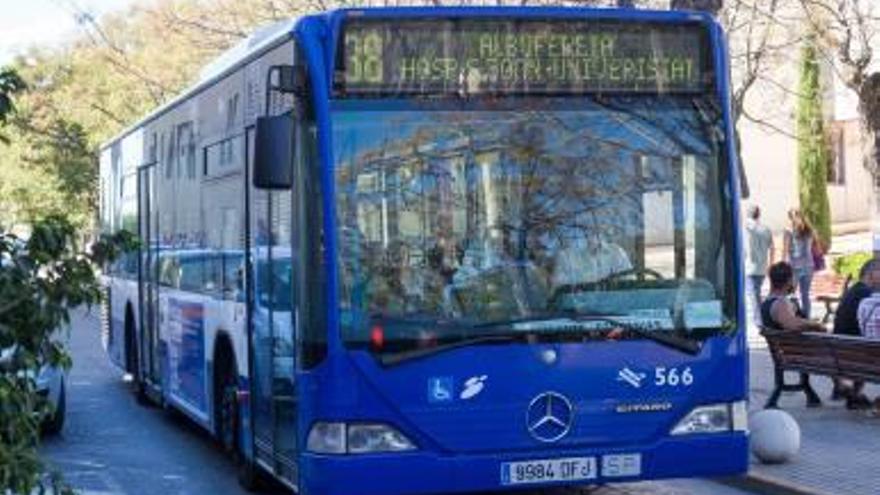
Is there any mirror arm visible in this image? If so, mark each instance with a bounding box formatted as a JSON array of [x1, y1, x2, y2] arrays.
[[265, 65, 307, 115]]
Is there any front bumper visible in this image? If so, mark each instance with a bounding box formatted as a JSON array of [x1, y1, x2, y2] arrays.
[[300, 433, 748, 495]]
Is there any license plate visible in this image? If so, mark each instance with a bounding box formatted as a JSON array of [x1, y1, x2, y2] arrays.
[[501, 456, 597, 486]]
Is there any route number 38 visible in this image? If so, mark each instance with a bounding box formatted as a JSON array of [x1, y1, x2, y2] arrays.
[[654, 367, 694, 387], [346, 30, 384, 84]]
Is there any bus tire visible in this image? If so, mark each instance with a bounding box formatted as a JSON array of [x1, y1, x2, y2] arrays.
[[237, 454, 262, 492], [214, 342, 236, 452], [124, 306, 149, 406], [214, 339, 264, 491]]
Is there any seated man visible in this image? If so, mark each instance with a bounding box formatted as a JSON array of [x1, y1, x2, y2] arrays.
[[832, 258, 880, 406], [762, 261, 825, 407], [762, 262, 825, 332]]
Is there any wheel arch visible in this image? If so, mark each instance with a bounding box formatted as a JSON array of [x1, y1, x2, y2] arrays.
[[212, 330, 239, 417], [211, 329, 243, 447], [212, 330, 238, 377]]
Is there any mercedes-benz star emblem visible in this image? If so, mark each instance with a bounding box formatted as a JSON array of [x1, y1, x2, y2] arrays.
[[526, 392, 573, 442]]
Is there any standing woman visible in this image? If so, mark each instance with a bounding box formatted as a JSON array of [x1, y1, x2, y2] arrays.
[[783, 208, 821, 318]]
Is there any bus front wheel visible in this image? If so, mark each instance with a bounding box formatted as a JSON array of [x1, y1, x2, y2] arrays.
[[214, 345, 262, 491], [124, 307, 149, 405]]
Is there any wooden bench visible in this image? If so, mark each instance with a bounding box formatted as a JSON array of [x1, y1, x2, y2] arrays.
[[761, 328, 880, 409]]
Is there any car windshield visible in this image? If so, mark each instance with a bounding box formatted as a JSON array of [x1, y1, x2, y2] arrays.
[[332, 96, 735, 350]]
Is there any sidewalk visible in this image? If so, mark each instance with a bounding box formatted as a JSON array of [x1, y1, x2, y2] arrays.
[[739, 349, 880, 495]]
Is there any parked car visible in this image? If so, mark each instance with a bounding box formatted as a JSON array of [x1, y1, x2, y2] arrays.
[[0, 345, 66, 435]]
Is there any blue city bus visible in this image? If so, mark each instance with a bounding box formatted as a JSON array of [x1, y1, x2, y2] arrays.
[[99, 6, 748, 495]]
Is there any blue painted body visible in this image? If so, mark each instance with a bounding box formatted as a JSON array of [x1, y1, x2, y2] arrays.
[[167, 298, 208, 412], [294, 337, 747, 494], [280, 7, 749, 495]]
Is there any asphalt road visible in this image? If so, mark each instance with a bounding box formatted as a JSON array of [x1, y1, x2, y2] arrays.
[[41, 307, 756, 495]]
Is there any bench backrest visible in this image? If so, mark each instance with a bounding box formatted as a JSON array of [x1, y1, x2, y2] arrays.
[[827, 335, 880, 382], [761, 329, 837, 375], [762, 329, 880, 383]]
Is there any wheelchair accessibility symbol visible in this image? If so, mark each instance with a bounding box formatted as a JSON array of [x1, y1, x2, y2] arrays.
[[428, 377, 453, 403]]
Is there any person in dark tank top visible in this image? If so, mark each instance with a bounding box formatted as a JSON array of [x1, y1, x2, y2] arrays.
[[761, 262, 824, 332], [760, 261, 826, 407]]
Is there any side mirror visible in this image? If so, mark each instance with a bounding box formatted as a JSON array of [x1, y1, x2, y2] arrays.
[[253, 113, 293, 189]]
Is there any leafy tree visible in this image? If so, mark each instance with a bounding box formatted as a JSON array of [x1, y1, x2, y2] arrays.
[[0, 59, 101, 230], [0, 67, 26, 144], [796, 37, 832, 249], [0, 216, 135, 495], [23, 119, 98, 215]]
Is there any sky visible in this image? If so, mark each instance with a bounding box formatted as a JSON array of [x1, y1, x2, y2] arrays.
[[0, 0, 139, 65]]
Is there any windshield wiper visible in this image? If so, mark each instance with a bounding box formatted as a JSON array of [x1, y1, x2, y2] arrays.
[[574, 314, 702, 356], [379, 333, 522, 367], [477, 312, 702, 356]]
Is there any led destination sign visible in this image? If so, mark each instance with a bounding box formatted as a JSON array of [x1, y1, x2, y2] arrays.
[[337, 19, 711, 95]]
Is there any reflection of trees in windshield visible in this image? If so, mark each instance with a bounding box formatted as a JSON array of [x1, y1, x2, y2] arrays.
[[333, 97, 728, 334]]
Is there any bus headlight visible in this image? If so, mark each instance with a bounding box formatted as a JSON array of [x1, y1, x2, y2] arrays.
[[670, 401, 748, 435], [307, 422, 347, 454], [307, 422, 416, 454], [347, 424, 415, 453]]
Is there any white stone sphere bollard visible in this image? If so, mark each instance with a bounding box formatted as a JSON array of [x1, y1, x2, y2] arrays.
[[750, 409, 801, 464]]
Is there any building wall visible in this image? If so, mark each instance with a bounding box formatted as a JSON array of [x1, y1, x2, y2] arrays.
[[739, 126, 799, 233], [827, 120, 873, 225]]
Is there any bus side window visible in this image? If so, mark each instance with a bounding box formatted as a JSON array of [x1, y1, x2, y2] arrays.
[[222, 253, 244, 302], [106, 257, 119, 277], [203, 255, 222, 294], [125, 252, 138, 280], [159, 256, 181, 289], [179, 256, 205, 293]]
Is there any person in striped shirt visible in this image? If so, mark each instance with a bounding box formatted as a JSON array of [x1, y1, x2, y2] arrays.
[[855, 259, 880, 413], [857, 265, 880, 339]]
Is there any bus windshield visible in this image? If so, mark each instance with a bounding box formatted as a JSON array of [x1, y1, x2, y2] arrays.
[[333, 96, 734, 351]]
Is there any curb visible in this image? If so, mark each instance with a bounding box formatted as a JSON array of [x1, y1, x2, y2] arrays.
[[716, 472, 834, 495]]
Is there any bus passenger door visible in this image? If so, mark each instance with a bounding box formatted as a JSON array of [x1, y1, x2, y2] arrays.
[[249, 120, 298, 482], [137, 163, 161, 390]]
